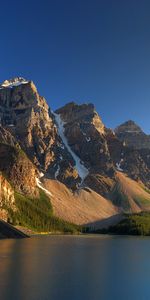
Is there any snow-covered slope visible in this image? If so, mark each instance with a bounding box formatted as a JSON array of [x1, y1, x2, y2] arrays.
[[53, 112, 89, 182]]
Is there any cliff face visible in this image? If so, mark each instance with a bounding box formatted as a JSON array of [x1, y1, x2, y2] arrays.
[[0, 173, 16, 221], [0, 143, 38, 197]]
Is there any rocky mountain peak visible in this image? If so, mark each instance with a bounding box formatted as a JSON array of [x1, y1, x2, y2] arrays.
[[115, 120, 150, 150], [115, 120, 143, 135], [0, 77, 43, 110], [0, 77, 49, 121], [55, 102, 105, 134], [56, 102, 95, 121], [0, 77, 29, 88]]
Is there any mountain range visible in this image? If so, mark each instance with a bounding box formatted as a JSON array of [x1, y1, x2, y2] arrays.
[[1, 77, 150, 233]]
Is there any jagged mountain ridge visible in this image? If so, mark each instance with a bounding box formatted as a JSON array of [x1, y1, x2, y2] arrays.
[[1, 77, 150, 229]]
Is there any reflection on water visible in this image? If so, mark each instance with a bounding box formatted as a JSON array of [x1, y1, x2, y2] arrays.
[[0, 235, 150, 300]]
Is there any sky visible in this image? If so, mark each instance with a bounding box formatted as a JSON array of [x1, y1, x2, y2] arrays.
[[0, 0, 150, 132]]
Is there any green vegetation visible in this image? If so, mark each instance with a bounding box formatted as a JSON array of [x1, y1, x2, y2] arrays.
[[110, 184, 131, 212], [7, 189, 81, 234], [110, 181, 150, 212], [97, 212, 150, 236], [133, 196, 150, 207]]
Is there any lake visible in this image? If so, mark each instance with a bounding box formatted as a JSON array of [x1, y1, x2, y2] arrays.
[[0, 235, 150, 300]]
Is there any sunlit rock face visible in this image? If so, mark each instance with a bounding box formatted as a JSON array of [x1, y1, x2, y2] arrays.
[[0, 173, 16, 222], [0, 144, 38, 197], [0, 77, 29, 88]]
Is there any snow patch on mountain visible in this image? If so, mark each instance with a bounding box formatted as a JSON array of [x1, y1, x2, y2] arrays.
[[116, 159, 124, 172], [81, 130, 91, 142], [0, 77, 29, 88], [36, 174, 53, 196], [53, 112, 89, 182], [55, 165, 60, 179]]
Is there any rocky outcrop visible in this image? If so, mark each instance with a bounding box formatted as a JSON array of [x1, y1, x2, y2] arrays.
[[0, 220, 28, 238], [0, 144, 38, 196], [0, 125, 18, 146], [0, 173, 16, 221]]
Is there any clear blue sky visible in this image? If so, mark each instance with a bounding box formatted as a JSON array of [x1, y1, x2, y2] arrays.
[[0, 0, 150, 132]]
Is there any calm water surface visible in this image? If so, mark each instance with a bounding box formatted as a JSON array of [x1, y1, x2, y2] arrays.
[[0, 234, 150, 300]]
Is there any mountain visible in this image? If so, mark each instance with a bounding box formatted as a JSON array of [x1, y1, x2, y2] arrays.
[[115, 120, 150, 149], [1, 77, 150, 235]]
